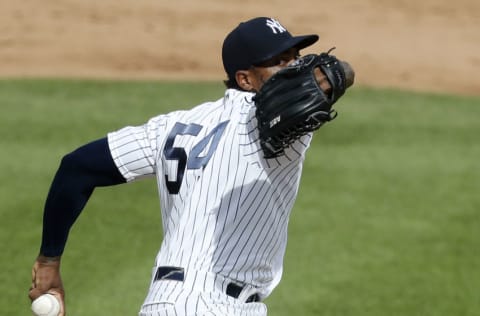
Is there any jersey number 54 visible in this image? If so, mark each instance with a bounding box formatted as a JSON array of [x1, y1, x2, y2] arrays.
[[163, 121, 229, 194]]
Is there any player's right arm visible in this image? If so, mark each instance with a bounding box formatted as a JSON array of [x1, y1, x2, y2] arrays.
[[29, 137, 126, 310]]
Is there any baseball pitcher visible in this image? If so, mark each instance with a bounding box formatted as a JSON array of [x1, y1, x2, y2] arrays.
[[29, 16, 355, 316]]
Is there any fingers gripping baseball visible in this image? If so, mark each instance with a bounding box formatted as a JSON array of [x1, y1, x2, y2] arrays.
[[30, 256, 65, 316]]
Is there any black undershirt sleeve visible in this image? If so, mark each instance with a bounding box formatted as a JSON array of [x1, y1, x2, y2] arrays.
[[40, 137, 126, 257]]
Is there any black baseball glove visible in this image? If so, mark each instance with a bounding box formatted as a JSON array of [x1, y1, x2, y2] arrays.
[[253, 51, 348, 158]]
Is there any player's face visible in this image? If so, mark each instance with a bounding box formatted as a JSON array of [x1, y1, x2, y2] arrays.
[[235, 48, 300, 93], [249, 48, 300, 91]]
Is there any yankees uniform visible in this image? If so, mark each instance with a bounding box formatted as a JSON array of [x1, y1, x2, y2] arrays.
[[30, 16, 322, 316], [108, 89, 312, 316]]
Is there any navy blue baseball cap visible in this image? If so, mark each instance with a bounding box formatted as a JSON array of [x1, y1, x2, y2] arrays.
[[222, 17, 319, 84]]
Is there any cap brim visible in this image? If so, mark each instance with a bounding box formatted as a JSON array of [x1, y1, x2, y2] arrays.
[[253, 34, 319, 65], [294, 34, 320, 50]]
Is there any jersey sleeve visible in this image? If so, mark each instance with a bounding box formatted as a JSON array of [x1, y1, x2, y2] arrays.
[[107, 117, 162, 182]]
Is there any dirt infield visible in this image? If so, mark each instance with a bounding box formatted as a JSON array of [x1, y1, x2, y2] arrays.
[[1, 0, 479, 95]]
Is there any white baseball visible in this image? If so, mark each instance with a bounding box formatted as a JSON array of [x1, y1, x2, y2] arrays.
[[31, 293, 60, 316]]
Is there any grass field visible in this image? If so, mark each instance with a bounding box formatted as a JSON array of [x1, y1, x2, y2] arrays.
[[1, 79, 479, 315]]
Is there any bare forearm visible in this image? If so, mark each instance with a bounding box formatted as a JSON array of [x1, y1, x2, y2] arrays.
[[315, 59, 355, 94], [341, 61, 355, 88]]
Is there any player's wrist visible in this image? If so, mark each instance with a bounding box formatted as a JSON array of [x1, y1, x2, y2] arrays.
[[314, 68, 332, 94], [37, 254, 61, 264]]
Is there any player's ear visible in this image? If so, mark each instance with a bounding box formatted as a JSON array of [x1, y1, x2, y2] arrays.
[[235, 70, 255, 92]]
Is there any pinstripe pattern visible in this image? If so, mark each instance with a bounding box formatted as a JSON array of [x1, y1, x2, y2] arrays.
[[108, 89, 312, 315]]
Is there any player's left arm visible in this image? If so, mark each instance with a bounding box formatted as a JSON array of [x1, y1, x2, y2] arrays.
[[29, 137, 126, 304], [314, 60, 355, 94]]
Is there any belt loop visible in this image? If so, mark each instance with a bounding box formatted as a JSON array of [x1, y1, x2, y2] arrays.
[[226, 282, 261, 303]]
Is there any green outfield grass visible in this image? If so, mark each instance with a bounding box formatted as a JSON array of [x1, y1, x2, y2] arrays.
[[1, 79, 479, 315]]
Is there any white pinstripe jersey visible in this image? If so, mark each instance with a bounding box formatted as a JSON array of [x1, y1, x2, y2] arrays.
[[108, 89, 312, 300]]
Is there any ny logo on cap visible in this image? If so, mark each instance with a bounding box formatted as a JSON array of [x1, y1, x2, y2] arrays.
[[265, 18, 287, 34]]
